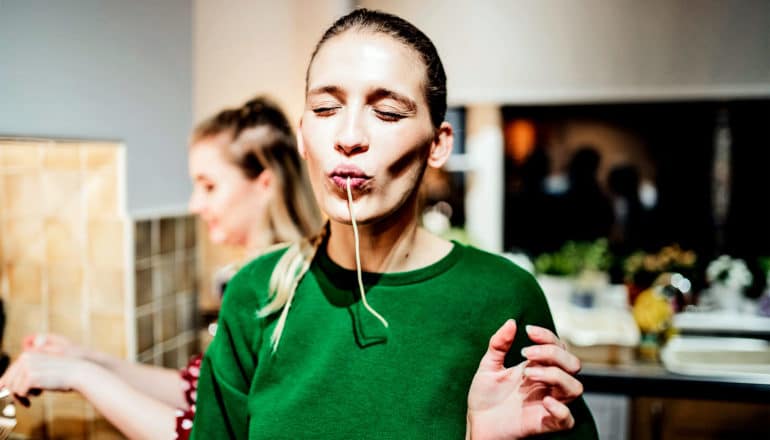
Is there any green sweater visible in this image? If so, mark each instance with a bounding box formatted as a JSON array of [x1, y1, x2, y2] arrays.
[[191, 242, 598, 439]]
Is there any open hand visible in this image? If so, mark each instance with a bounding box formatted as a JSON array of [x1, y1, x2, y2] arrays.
[[467, 320, 583, 439]]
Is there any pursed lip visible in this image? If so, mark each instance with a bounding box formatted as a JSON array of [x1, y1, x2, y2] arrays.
[[328, 164, 371, 191]]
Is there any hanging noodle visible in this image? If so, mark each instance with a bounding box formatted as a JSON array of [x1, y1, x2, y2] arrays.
[[346, 177, 389, 329]]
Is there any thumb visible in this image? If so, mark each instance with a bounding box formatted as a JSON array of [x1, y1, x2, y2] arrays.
[[478, 319, 517, 372]]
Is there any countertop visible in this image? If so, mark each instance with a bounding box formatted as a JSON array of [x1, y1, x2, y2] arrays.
[[579, 361, 770, 403]]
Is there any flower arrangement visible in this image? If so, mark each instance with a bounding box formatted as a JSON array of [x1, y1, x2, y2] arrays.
[[623, 244, 697, 289], [706, 255, 753, 290]]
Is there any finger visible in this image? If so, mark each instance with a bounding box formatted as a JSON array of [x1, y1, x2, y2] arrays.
[[521, 344, 581, 374], [543, 396, 575, 430], [478, 319, 517, 371], [525, 325, 565, 349], [22, 334, 38, 351], [523, 366, 584, 401], [15, 394, 31, 407]]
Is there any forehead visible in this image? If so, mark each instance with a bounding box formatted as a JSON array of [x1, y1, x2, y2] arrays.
[[307, 30, 427, 98], [189, 134, 232, 170]]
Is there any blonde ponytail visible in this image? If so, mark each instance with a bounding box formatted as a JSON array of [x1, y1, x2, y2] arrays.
[[259, 224, 329, 352]]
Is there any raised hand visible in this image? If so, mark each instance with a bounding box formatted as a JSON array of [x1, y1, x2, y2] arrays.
[[466, 320, 583, 440]]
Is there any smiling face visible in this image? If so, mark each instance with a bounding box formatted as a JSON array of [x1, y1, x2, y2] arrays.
[[188, 133, 270, 246], [299, 31, 452, 226]]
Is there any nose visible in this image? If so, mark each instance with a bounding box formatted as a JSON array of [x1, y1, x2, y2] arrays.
[[335, 109, 369, 156]]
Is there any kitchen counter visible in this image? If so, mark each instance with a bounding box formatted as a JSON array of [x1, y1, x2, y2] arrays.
[[579, 361, 770, 403]]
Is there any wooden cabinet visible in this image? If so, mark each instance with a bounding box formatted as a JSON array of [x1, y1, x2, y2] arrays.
[[630, 397, 770, 440]]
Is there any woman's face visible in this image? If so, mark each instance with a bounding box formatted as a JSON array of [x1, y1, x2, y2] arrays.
[[188, 134, 269, 246], [299, 31, 452, 226]]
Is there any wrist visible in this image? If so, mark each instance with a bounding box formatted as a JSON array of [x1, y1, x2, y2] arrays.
[[72, 360, 110, 394], [466, 410, 520, 440]]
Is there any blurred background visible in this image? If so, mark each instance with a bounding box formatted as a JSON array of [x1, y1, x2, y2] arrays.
[[1, 0, 769, 438]]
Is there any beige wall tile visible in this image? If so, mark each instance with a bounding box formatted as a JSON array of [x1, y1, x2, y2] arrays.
[[43, 145, 82, 170], [0, 143, 41, 168], [2, 171, 44, 217], [7, 263, 43, 305], [87, 220, 125, 268], [90, 416, 125, 440], [43, 171, 83, 220], [48, 393, 88, 416], [4, 302, 43, 357], [46, 217, 85, 263], [88, 268, 125, 313], [1, 219, 45, 264], [90, 312, 126, 358], [47, 265, 84, 312], [11, 395, 46, 439], [49, 311, 86, 346], [83, 145, 118, 172], [85, 169, 119, 218]]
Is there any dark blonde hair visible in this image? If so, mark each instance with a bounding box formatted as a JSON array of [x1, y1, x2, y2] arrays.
[[192, 96, 321, 242]]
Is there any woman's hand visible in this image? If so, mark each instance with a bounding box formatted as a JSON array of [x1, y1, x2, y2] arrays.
[[22, 333, 87, 359], [0, 352, 89, 406], [466, 320, 583, 440]]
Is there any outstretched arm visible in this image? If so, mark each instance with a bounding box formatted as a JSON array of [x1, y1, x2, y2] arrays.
[[0, 352, 176, 440], [23, 333, 187, 410]]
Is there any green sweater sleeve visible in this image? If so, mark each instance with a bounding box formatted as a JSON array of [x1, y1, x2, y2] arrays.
[[512, 270, 600, 440], [191, 261, 264, 439]]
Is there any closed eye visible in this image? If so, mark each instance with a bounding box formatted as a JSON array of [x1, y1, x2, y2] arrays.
[[312, 106, 340, 116], [374, 109, 405, 122]]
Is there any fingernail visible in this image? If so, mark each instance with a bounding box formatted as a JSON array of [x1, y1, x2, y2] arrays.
[[524, 367, 538, 378], [525, 325, 537, 334], [520, 347, 529, 358]]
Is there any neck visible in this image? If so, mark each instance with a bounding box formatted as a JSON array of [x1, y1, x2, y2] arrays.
[[326, 195, 451, 273], [245, 214, 275, 256]]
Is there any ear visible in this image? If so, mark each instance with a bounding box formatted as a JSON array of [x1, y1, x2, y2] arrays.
[[427, 121, 454, 169], [297, 117, 308, 160], [254, 168, 274, 192]]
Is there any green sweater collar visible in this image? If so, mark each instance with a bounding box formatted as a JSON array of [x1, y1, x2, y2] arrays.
[[314, 240, 465, 288]]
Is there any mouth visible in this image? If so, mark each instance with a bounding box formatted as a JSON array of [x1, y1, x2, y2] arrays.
[[328, 164, 371, 191]]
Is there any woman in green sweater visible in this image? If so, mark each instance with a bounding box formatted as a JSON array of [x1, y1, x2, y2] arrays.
[[192, 9, 598, 439]]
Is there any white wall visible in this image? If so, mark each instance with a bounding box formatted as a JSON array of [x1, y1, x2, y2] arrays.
[[360, 0, 770, 104], [194, 0, 352, 125], [0, 0, 193, 215]]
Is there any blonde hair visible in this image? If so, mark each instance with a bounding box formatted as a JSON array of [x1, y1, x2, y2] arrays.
[[192, 96, 322, 242], [258, 224, 329, 351]]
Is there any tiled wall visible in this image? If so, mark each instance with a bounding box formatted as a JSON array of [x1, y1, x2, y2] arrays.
[[134, 216, 198, 369], [0, 139, 128, 438], [1, 139, 200, 439]]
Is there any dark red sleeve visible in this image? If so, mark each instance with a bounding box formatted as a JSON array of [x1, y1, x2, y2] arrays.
[[174, 354, 202, 439]]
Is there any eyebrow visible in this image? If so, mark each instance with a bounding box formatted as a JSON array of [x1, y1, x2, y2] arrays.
[[307, 85, 418, 113], [368, 88, 417, 113], [307, 85, 345, 100]]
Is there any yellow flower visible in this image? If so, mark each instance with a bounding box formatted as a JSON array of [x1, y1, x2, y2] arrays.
[[633, 288, 673, 333]]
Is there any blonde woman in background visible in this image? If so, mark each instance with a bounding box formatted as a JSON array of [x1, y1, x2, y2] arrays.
[[192, 9, 597, 440], [0, 96, 321, 439]]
